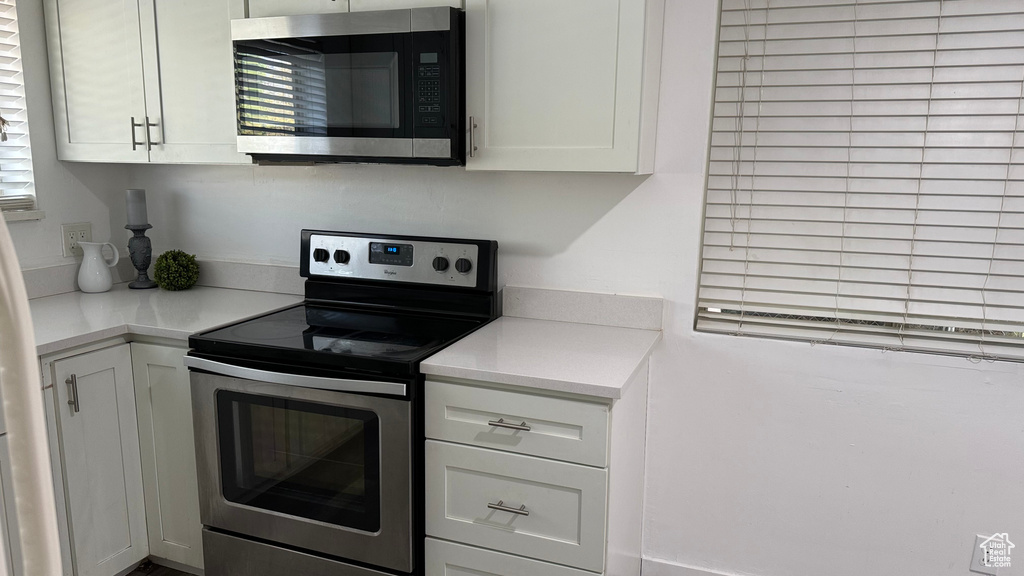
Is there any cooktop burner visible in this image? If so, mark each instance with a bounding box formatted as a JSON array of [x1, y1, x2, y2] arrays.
[[191, 303, 486, 377], [189, 230, 499, 382], [201, 304, 475, 360]]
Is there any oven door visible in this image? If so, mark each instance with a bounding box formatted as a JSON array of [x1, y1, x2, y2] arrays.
[[190, 366, 412, 572]]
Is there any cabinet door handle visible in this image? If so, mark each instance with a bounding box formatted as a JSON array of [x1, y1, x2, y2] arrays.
[[469, 116, 478, 158], [487, 500, 529, 516], [130, 117, 146, 151], [487, 417, 531, 432], [145, 116, 159, 150], [65, 375, 80, 413]]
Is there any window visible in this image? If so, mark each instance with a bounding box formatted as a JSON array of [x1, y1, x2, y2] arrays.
[[697, 0, 1024, 360], [0, 0, 36, 215]]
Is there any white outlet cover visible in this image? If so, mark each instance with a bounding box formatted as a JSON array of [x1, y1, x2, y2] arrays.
[[971, 535, 1000, 576], [61, 222, 92, 258]]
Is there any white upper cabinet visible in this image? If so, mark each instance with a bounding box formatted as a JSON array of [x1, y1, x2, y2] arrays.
[[44, 0, 249, 164], [139, 0, 249, 163], [465, 0, 663, 173], [43, 0, 149, 162], [247, 0, 349, 18]]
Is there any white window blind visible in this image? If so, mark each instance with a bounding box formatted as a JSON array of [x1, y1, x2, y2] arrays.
[[0, 0, 34, 213], [698, 0, 1024, 359]]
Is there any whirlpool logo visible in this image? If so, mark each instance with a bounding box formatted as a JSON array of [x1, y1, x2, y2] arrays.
[[384, 269, 398, 276]]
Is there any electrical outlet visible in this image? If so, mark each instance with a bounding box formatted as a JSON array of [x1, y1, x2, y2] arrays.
[[971, 535, 1000, 576], [61, 222, 92, 258]]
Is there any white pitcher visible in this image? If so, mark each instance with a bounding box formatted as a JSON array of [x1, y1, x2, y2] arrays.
[[77, 242, 120, 293]]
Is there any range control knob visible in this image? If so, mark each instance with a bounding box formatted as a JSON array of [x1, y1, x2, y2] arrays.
[[432, 256, 450, 272], [455, 258, 473, 274], [334, 249, 351, 264], [313, 248, 330, 263]]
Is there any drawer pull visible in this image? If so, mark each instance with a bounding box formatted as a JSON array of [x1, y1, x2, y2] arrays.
[[487, 500, 529, 516], [487, 418, 531, 432]]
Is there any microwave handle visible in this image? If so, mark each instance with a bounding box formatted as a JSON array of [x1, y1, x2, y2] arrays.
[[184, 356, 407, 397]]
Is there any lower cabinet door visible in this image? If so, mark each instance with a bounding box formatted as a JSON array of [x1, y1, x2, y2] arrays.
[[425, 441, 608, 572], [54, 344, 147, 576], [132, 343, 203, 570], [425, 538, 597, 576]]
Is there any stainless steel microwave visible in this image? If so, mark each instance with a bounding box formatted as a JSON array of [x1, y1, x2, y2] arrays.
[[231, 7, 465, 166]]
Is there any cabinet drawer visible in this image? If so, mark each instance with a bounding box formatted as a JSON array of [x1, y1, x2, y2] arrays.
[[425, 538, 597, 576], [425, 441, 607, 572], [425, 380, 609, 467]]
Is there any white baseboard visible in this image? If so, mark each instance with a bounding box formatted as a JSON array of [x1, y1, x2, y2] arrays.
[[642, 558, 741, 576]]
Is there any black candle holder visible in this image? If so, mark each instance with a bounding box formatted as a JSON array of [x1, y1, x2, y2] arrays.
[[125, 224, 157, 289]]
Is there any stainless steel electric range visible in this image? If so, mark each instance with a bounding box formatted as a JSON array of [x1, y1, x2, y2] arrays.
[[184, 230, 498, 576]]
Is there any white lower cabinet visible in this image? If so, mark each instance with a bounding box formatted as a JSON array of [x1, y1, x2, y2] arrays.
[[425, 441, 607, 572], [425, 539, 595, 576], [51, 344, 148, 576], [131, 343, 203, 571], [41, 340, 204, 576], [424, 372, 649, 576]]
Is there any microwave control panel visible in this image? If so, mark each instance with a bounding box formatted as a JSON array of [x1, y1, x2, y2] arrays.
[[413, 31, 450, 135], [416, 56, 443, 127]]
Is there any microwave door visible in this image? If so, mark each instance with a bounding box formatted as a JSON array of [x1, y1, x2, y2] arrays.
[[234, 32, 414, 157]]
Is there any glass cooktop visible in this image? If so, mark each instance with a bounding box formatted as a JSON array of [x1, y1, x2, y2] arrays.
[[189, 303, 485, 378]]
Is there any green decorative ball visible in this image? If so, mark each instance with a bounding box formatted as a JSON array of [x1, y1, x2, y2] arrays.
[[153, 249, 199, 291]]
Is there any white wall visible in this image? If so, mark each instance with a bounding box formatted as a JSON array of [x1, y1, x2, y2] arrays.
[[113, 1, 1024, 575], [8, 0, 128, 271]]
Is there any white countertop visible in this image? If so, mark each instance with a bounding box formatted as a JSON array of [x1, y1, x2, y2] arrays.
[[31, 283, 302, 356], [421, 316, 662, 399], [31, 284, 661, 399]]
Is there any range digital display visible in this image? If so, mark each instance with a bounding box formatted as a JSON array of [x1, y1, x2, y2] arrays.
[[369, 242, 414, 267]]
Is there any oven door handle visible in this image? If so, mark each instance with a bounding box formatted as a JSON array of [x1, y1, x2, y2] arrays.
[[184, 356, 407, 397]]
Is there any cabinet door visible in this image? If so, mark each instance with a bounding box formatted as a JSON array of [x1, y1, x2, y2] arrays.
[[138, 0, 250, 164], [53, 344, 147, 576], [465, 0, 647, 172], [247, 0, 349, 18], [43, 0, 150, 162], [131, 343, 204, 570]]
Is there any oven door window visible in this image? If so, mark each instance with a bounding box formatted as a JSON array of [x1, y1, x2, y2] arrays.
[[216, 391, 381, 532], [235, 34, 412, 138]]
